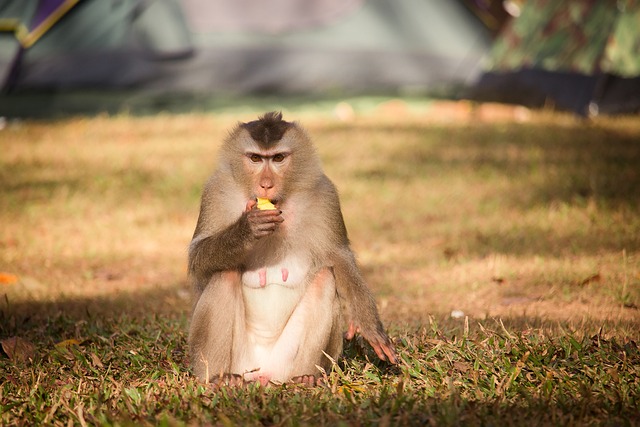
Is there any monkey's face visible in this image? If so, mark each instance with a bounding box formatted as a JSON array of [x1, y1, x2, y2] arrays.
[[242, 146, 291, 204], [225, 120, 321, 205]]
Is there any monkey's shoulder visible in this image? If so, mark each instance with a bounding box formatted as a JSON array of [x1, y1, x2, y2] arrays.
[[315, 174, 340, 196], [200, 171, 247, 220], [286, 175, 348, 248], [304, 174, 341, 212], [316, 174, 348, 227]]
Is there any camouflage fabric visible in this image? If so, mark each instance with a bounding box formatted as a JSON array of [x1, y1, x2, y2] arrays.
[[488, 0, 640, 77]]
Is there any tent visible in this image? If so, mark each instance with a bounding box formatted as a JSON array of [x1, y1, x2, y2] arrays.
[[469, 0, 640, 116], [0, 0, 492, 98], [0, 0, 194, 92]]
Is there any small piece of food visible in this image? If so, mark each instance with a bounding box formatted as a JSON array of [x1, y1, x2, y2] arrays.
[[256, 197, 276, 210]]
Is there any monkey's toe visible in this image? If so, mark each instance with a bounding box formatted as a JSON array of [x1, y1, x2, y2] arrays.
[[209, 373, 245, 388], [291, 375, 324, 387]]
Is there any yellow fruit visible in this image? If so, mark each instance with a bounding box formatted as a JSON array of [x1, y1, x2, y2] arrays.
[[256, 197, 276, 210]]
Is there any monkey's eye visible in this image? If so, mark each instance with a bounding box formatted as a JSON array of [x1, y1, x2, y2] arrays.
[[272, 153, 286, 163], [248, 154, 262, 163]]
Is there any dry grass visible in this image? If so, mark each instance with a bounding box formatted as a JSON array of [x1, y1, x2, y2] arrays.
[[1, 102, 639, 425]]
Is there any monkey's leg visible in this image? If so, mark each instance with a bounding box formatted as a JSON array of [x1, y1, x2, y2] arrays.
[[246, 268, 340, 384], [189, 271, 244, 382]]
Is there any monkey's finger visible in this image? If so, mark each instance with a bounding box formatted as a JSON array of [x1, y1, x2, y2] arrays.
[[245, 199, 257, 212], [249, 210, 284, 221], [248, 212, 280, 222], [344, 322, 359, 340], [254, 228, 274, 236], [370, 341, 388, 362], [253, 226, 279, 238], [258, 214, 285, 223], [381, 343, 399, 364], [255, 223, 279, 232], [248, 217, 284, 229], [254, 217, 284, 228], [250, 221, 283, 230]]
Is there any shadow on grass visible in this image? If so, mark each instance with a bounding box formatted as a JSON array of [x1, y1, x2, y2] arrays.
[[358, 121, 640, 209], [3, 282, 639, 352], [0, 285, 190, 344], [0, 157, 197, 215], [2, 280, 639, 426], [347, 121, 640, 257]]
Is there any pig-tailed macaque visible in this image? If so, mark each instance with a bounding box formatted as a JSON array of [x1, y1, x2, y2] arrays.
[[188, 112, 397, 385]]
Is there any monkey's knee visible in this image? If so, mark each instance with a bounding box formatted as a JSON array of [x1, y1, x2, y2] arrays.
[[220, 270, 241, 284], [309, 267, 336, 296], [202, 270, 241, 292], [314, 267, 333, 282]]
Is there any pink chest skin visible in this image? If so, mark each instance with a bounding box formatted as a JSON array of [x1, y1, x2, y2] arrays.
[[242, 256, 308, 290]]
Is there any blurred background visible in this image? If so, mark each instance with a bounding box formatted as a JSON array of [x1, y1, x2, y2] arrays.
[[1, 0, 639, 118]]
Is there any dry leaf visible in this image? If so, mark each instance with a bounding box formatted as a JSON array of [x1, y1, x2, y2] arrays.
[[0, 272, 18, 285], [1, 336, 36, 362], [55, 338, 82, 348], [90, 353, 104, 368], [579, 273, 601, 286], [453, 361, 471, 373]]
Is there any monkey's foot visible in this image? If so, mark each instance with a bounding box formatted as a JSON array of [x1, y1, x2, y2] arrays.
[[208, 373, 245, 388], [346, 321, 399, 365], [290, 375, 325, 387]]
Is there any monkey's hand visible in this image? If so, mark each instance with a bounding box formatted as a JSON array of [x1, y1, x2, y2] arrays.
[[243, 199, 284, 239], [346, 321, 399, 364]]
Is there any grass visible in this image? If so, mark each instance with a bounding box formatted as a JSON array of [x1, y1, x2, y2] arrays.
[[1, 100, 639, 425]]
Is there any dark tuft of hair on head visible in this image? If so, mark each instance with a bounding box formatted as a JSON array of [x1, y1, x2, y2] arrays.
[[242, 111, 292, 146]]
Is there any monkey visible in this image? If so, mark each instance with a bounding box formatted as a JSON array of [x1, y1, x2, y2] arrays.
[[188, 111, 397, 386]]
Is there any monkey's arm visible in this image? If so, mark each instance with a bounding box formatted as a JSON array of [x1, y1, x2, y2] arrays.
[[330, 246, 399, 364], [189, 217, 251, 286], [189, 199, 283, 291], [315, 176, 397, 363]]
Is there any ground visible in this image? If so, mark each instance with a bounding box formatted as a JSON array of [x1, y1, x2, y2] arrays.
[[1, 100, 639, 425]]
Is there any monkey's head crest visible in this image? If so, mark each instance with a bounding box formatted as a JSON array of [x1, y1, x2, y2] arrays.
[[241, 111, 293, 147]]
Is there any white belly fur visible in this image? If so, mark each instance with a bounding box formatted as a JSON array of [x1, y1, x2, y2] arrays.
[[238, 255, 311, 375]]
